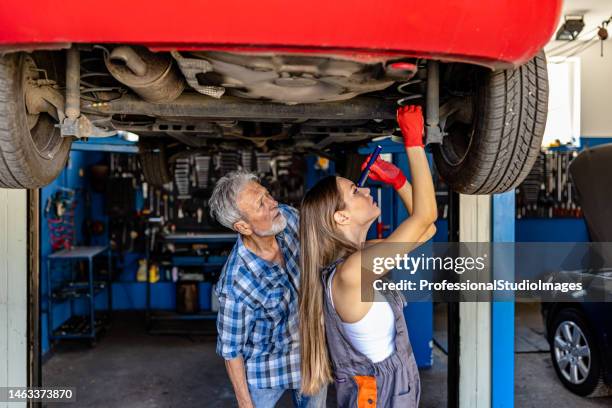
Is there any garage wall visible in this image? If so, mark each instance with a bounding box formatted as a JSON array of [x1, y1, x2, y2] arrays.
[[0, 189, 27, 408], [547, 40, 612, 137], [578, 41, 612, 137]]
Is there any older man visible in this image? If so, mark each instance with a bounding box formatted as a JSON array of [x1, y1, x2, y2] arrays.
[[209, 171, 327, 408]]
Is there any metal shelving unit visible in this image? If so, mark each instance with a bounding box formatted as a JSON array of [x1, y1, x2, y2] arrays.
[[46, 246, 112, 344]]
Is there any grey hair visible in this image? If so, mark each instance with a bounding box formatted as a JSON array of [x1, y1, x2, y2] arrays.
[[209, 170, 259, 230]]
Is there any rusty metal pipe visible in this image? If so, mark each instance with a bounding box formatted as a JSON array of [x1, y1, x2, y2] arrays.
[[105, 46, 184, 103], [109, 46, 148, 77], [83, 94, 398, 120]]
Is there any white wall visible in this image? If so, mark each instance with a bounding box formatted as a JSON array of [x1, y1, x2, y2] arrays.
[[546, 40, 612, 137], [0, 189, 27, 408]]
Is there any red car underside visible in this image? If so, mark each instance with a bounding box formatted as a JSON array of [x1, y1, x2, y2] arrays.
[[0, 0, 561, 69]]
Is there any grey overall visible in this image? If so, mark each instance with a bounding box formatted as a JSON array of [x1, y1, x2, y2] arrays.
[[321, 259, 421, 408]]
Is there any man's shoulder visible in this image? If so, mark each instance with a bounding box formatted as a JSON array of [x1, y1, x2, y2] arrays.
[[279, 203, 298, 220], [279, 204, 299, 236]]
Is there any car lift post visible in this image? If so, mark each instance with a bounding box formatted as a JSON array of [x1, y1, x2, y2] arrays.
[[0, 189, 29, 399], [449, 191, 515, 408], [491, 192, 515, 408], [447, 190, 460, 408]]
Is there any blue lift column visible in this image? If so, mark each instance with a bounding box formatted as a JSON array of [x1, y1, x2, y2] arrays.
[[491, 192, 515, 408], [458, 190, 515, 407]]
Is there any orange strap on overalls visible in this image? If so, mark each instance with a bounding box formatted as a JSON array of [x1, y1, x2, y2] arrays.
[[354, 375, 377, 407]]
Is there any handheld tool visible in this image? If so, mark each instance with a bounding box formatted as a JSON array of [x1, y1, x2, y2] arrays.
[[376, 187, 384, 238], [356, 145, 383, 187]]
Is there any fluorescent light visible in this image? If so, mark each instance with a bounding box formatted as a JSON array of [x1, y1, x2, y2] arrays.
[[117, 130, 139, 143], [555, 16, 585, 41]]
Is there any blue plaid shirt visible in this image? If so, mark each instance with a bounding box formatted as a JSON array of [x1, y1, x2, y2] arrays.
[[215, 204, 301, 389]]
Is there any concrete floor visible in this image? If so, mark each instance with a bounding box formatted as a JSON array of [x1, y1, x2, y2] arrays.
[[44, 313, 237, 408], [43, 309, 612, 407], [43, 312, 334, 408]]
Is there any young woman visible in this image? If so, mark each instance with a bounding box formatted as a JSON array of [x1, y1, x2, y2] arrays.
[[298, 105, 437, 407]]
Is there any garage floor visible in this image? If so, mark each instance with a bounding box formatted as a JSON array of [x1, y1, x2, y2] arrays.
[[43, 308, 612, 407]]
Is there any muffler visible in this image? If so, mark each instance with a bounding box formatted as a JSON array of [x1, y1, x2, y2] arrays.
[[105, 46, 185, 103]]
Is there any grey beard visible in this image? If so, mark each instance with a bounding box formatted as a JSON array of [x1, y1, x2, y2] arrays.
[[255, 214, 287, 237]]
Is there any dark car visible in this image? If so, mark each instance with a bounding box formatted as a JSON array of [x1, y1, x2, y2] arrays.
[[541, 144, 612, 397], [542, 290, 612, 396]]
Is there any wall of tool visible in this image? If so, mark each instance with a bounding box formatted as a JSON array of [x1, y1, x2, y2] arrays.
[[105, 150, 306, 280], [514, 137, 612, 242], [516, 150, 582, 219]]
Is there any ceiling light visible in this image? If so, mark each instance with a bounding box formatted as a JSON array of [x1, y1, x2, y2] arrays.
[[556, 15, 585, 41], [117, 130, 139, 143]]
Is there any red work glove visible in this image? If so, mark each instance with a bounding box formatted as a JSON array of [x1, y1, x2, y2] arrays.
[[397, 105, 424, 148], [361, 156, 407, 191]]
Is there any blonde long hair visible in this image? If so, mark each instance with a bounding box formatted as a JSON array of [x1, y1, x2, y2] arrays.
[[299, 176, 358, 395]]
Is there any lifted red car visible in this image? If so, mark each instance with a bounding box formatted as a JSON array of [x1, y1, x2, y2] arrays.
[[0, 0, 562, 192]]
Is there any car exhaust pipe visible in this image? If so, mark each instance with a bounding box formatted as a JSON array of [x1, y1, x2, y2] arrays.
[[105, 46, 185, 103]]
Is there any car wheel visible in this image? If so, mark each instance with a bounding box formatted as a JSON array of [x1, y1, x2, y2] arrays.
[[549, 308, 609, 397], [0, 52, 72, 188], [138, 140, 171, 187], [432, 50, 548, 194]]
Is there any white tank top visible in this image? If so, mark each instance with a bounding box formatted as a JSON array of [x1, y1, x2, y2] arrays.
[[328, 269, 396, 363]]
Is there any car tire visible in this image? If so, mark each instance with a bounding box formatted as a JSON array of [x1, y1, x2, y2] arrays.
[[0, 52, 72, 188], [549, 308, 610, 397], [138, 140, 171, 187], [432, 50, 548, 194]]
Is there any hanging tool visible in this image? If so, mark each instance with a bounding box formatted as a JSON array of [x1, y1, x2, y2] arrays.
[[163, 194, 169, 220], [148, 186, 155, 213], [598, 19, 609, 57], [376, 187, 385, 239], [155, 190, 161, 216]]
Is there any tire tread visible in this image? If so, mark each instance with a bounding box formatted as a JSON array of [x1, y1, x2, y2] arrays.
[[433, 51, 548, 194]]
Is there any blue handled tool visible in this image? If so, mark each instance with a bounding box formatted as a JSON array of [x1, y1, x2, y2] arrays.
[[356, 145, 383, 187]]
